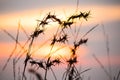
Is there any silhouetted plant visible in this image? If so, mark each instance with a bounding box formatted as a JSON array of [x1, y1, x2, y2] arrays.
[[1, 9, 95, 80], [0, 0, 103, 80]]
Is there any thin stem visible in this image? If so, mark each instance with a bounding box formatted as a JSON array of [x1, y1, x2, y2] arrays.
[[102, 23, 112, 77], [50, 68, 57, 80], [2, 24, 20, 70], [75, 21, 82, 42], [44, 69, 48, 80], [13, 59, 16, 80], [82, 24, 99, 38], [93, 54, 112, 80], [116, 70, 120, 80], [75, 0, 79, 13]]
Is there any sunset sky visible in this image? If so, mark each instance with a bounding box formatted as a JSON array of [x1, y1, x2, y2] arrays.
[[0, 0, 120, 80]]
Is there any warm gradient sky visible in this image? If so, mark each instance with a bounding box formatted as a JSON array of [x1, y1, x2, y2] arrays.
[[0, 0, 120, 80]]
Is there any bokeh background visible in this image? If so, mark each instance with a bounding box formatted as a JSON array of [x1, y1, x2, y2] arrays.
[[0, 0, 120, 80]]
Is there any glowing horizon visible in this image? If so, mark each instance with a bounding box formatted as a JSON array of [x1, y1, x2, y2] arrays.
[[0, 5, 120, 61], [0, 5, 120, 30], [0, 1, 120, 80]]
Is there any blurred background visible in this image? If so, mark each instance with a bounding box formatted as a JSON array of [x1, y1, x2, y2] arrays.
[[0, 0, 120, 80]]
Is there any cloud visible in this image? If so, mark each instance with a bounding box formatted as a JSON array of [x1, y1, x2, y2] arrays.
[[0, 0, 120, 13], [79, 0, 120, 5], [0, 0, 75, 13]]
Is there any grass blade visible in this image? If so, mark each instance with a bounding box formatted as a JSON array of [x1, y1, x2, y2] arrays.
[[82, 24, 99, 38], [93, 54, 112, 80]]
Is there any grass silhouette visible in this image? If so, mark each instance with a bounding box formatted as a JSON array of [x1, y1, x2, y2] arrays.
[[1, 10, 97, 80], [0, 0, 119, 80]]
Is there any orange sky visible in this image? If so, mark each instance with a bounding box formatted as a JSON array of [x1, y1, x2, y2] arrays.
[[0, 5, 120, 67], [0, 5, 120, 30], [0, 0, 120, 80]]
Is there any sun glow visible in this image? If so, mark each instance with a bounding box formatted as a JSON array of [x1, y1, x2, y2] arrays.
[[32, 44, 70, 58], [0, 5, 120, 65], [31, 43, 88, 60]]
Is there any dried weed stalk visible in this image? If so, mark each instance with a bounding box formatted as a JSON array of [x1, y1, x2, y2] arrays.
[[1, 0, 100, 80]]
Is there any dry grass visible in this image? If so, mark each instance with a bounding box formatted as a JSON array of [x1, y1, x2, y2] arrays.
[[1, 0, 119, 80]]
